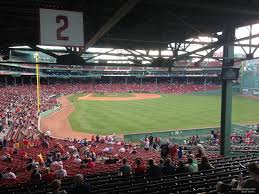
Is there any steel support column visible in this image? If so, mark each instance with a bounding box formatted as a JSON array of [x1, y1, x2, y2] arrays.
[[220, 25, 235, 156]]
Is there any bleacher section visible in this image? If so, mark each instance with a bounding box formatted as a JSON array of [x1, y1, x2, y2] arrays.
[[0, 154, 257, 194]]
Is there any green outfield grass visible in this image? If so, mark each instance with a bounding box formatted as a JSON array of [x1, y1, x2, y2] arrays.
[[68, 94, 259, 135]]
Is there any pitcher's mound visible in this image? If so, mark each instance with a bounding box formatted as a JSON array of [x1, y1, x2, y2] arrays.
[[78, 93, 161, 101]]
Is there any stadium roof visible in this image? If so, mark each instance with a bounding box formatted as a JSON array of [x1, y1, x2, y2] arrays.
[[1, 0, 259, 50]]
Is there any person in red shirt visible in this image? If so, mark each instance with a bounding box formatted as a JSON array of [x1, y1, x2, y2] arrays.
[[23, 138, 29, 148], [42, 168, 55, 183], [87, 158, 95, 168], [170, 144, 178, 161], [19, 150, 28, 159], [134, 159, 146, 176]]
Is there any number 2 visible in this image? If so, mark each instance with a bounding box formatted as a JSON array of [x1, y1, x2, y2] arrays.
[[56, 15, 69, 41]]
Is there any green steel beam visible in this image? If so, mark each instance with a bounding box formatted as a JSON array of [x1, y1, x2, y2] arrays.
[[220, 26, 235, 156]]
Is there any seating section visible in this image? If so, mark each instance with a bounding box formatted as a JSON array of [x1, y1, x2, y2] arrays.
[[0, 138, 160, 186], [0, 154, 257, 194]]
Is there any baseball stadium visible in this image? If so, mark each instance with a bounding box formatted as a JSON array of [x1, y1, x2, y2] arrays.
[[0, 1, 259, 194]]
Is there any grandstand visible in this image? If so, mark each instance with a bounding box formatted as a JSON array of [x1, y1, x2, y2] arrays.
[[0, 0, 259, 194]]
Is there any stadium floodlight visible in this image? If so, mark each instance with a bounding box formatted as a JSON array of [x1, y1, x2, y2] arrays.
[[220, 67, 240, 80]]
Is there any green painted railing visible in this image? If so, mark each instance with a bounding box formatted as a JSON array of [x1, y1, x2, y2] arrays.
[[124, 123, 257, 143], [40, 105, 60, 118]]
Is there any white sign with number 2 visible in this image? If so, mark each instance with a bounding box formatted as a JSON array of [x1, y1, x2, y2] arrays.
[[40, 8, 84, 47]]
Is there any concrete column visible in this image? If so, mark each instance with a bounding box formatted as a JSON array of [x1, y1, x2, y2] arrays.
[[14, 77, 17, 86], [125, 77, 128, 84], [140, 78, 143, 85], [21, 77, 24, 86], [220, 25, 235, 156]]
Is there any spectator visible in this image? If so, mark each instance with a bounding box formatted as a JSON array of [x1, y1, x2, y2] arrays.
[[96, 135, 99, 143], [159, 159, 164, 168], [178, 146, 183, 160], [148, 135, 154, 147], [47, 179, 67, 194], [55, 165, 67, 179], [146, 159, 161, 177], [131, 147, 137, 154], [31, 169, 42, 182], [2, 167, 16, 180], [86, 158, 95, 168], [162, 158, 176, 175], [91, 151, 96, 162], [3, 137, 7, 147], [134, 159, 146, 176], [119, 158, 132, 176], [46, 154, 53, 167], [27, 158, 38, 171], [187, 158, 198, 173], [170, 144, 178, 161], [4, 154, 12, 163], [155, 137, 161, 146], [198, 157, 214, 171], [196, 143, 206, 158], [42, 168, 55, 183], [42, 139, 49, 148], [160, 143, 170, 160], [241, 163, 259, 193], [144, 139, 150, 151], [176, 160, 189, 174], [189, 154, 198, 164], [74, 155, 82, 163], [72, 174, 91, 194]]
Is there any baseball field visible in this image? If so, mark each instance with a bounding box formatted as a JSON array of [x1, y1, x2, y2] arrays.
[[66, 93, 259, 135]]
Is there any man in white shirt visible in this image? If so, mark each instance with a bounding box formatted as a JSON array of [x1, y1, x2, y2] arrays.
[[2, 168, 16, 179], [144, 139, 150, 151], [196, 143, 206, 157], [55, 165, 67, 179], [73, 155, 81, 163]]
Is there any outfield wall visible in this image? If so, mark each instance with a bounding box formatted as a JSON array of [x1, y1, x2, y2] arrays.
[[191, 85, 240, 95], [124, 123, 257, 143], [40, 105, 61, 118]]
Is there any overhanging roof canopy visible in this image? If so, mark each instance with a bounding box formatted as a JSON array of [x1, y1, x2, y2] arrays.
[[1, 0, 259, 50]]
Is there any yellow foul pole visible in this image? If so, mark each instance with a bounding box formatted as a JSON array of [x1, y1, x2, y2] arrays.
[[35, 52, 41, 113]]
